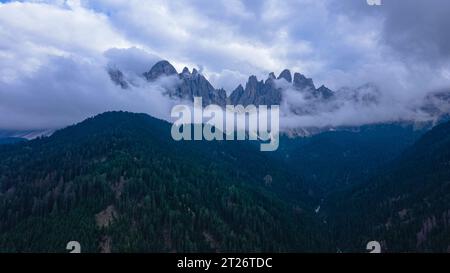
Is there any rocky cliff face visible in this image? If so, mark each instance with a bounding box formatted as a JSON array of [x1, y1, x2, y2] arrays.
[[177, 67, 227, 107], [228, 69, 334, 106], [228, 74, 283, 106], [143, 61, 227, 107], [278, 69, 292, 83], [112, 59, 335, 107], [143, 60, 178, 81], [108, 68, 129, 89], [293, 72, 315, 91]]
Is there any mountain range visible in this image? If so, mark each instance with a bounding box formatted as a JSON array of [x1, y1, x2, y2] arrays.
[[2, 60, 447, 141], [110, 60, 334, 107], [108, 60, 450, 132]]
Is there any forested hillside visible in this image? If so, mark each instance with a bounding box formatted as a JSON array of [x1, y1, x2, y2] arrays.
[[276, 124, 425, 193], [0, 112, 327, 252], [1, 111, 449, 252], [325, 121, 450, 252]]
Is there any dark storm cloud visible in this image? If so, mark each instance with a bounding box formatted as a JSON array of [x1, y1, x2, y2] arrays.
[[335, 0, 450, 65], [382, 0, 450, 65]]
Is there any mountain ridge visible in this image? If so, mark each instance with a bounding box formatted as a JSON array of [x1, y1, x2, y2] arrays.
[[110, 59, 335, 107]]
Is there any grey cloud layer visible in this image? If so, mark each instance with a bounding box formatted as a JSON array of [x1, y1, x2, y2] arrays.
[[0, 0, 449, 130]]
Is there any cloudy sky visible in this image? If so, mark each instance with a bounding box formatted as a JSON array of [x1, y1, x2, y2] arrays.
[[0, 0, 449, 130]]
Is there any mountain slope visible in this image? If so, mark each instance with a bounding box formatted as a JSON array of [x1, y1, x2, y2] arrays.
[[325, 120, 450, 252], [0, 111, 327, 252], [0, 137, 26, 145], [276, 123, 426, 194]]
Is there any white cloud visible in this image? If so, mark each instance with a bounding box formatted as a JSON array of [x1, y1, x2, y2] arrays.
[[206, 69, 249, 95], [0, 52, 181, 130], [104, 47, 160, 75], [0, 1, 130, 80], [0, 0, 449, 131], [0, 1, 177, 130]]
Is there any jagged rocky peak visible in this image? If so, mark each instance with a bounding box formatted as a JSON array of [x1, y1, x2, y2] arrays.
[[108, 68, 129, 89], [316, 85, 334, 99], [278, 69, 292, 83], [248, 75, 260, 85], [229, 74, 282, 106], [137, 60, 333, 107], [229, 84, 245, 103], [266, 72, 277, 85], [142, 60, 227, 107], [181, 67, 191, 75], [293, 72, 315, 91], [143, 60, 178, 81]]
